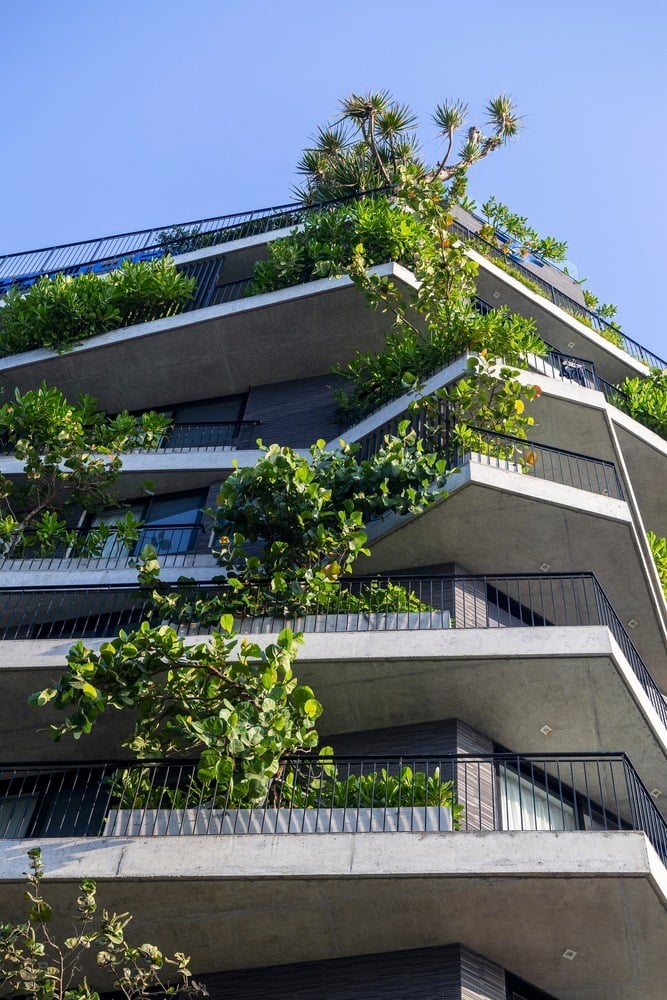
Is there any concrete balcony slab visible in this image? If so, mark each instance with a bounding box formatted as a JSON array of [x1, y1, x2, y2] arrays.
[[0, 831, 664, 1000], [364, 463, 667, 681]]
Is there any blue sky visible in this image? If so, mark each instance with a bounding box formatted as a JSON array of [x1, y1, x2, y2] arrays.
[[2, 1, 665, 356]]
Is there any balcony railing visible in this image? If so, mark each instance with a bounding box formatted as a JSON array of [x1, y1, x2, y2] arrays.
[[0, 753, 664, 862], [132, 420, 261, 453], [0, 522, 209, 572], [2, 573, 664, 727], [354, 402, 625, 500], [474, 296, 629, 408], [453, 219, 666, 370], [0, 189, 390, 291]]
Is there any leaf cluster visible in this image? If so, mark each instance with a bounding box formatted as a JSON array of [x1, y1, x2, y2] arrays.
[[282, 763, 463, 824], [648, 530, 667, 600], [295, 89, 521, 204], [478, 196, 568, 264], [0, 848, 202, 1000], [0, 384, 170, 557], [0, 257, 195, 356], [617, 368, 667, 438], [247, 194, 426, 295], [32, 621, 320, 806]]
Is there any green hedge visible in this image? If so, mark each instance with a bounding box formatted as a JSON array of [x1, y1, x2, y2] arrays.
[[0, 256, 195, 356]]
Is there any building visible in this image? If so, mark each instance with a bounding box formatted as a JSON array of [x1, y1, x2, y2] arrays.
[[0, 191, 666, 999]]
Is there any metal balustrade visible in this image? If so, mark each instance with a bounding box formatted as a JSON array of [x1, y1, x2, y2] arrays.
[[0, 522, 209, 572], [2, 573, 664, 728], [0, 189, 390, 288], [1, 190, 662, 371], [473, 295, 630, 408], [131, 420, 261, 453], [354, 401, 625, 500], [0, 753, 663, 862], [453, 220, 666, 370]]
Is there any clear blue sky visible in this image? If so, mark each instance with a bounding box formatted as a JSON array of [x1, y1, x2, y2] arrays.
[[2, 0, 665, 356]]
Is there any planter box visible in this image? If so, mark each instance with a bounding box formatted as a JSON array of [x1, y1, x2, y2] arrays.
[[103, 805, 453, 837], [236, 610, 451, 635]]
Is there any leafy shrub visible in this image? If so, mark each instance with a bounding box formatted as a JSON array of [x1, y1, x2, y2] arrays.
[[648, 530, 667, 600], [617, 368, 667, 438], [0, 256, 195, 356], [247, 195, 424, 294], [282, 762, 463, 825]]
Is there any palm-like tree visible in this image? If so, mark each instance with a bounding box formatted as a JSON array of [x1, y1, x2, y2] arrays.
[[295, 90, 522, 204]]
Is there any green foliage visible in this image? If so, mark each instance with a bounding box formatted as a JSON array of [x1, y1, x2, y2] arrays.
[[0, 384, 170, 557], [206, 432, 447, 614], [647, 531, 667, 600], [295, 89, 521, 203], [247, 194, 425, 294], [616, 368, 667, 438], [478, 196, 568, 263], [282, 763, 463, 825], [0, 848, 201, 1000], [335, 177, 545, 427], [0, 257, 195, 356], [32, 621, 320, 807]]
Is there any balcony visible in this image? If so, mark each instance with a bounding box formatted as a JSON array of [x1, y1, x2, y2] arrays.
[[2, 573, 666, 799], [0, 521, 216, 581], [1, 752, 665, 998], [453, 217, 665, 377]]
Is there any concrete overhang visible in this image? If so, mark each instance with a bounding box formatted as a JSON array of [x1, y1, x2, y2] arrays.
[[610, 408, 667, 537], [363, 463, 667, 680], [0, 263, 417, 414], [4, 626, 667, 814], [470, 248, 652, 386], [0, 832, 665, 999], [172, 222, 297, 280]]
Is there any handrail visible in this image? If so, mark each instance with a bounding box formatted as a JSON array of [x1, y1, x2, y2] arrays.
[[1, 572, 664, 729], [0, 187, 391, 283], [452, 219, 666, 370], [0, 752, 663, 859]]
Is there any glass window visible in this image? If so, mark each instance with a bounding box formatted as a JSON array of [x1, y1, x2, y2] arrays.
[[0, 795, 37, 837], [499, 769, 577, 831]]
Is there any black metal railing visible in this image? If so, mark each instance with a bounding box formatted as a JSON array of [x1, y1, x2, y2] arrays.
[[0, 522, 209, 571], [453, 219, 665, 370], [354, 401, 625, 500], [457, 426, 625, 499], [0, 753, 663, 861], [2, 573, 664, 727], [131, 420, 261, 453], [474, 297, 630, 409], [0, 189, 390, 290]]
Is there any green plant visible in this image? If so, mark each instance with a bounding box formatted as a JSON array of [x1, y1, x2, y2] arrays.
[[334, 176, 545, 428], [0, 384, 170, 557], [617, 368, 667, 438], [281, 763, 463, 826], [0, 848, 202, 1000], [647, 530, 667, 600], [0, 257, 195, 356], [295, 90, 521, 204], [32, 620, 321, 807], [478, 196, 568, 264], [247, 194, 425, 294]]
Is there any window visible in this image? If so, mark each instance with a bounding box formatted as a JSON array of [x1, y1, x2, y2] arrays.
[[499, 768, 576, 831], [89, 489, 207, 560]]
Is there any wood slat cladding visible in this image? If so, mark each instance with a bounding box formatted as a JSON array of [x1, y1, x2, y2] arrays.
[[244, 373, 347, 447], [202, 944, 467, 998], [329, 720, 497, 833], [461, 946, 506, 1000]]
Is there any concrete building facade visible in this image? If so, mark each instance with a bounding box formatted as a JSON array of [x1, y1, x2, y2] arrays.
[[0, 197, 665, 998]]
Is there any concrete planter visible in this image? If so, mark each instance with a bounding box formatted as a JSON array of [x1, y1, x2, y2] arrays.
[[103, 805, 453, 836]]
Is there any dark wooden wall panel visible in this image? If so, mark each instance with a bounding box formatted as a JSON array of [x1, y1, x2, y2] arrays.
[[244, 373, 347, 447]]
